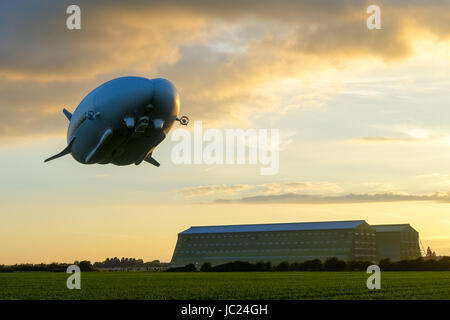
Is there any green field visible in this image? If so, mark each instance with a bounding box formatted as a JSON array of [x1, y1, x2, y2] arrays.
[[0, 271, 449, 300]]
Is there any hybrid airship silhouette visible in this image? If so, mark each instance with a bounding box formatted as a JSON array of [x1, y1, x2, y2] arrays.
[[45, 76, 188, 166]]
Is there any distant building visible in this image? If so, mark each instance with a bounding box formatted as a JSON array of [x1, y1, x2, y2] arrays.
[[170, 220, 378, 267], [372, 224, 421, 262]]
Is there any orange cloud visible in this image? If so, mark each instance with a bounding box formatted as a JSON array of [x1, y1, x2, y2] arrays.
[[1, 0, 449, 138]]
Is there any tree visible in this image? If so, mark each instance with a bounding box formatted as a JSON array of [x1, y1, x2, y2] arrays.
[[299, 259, 323, 271], [426, 246, 437, 259], [200, 262, 212, 272], [346, 260, 371, 271], [184, 264, 197, 271], [276, 261, 290, 271], [77, 260, 94, 272], [255, 261, 265, 271], [324, 257, 346, 271]]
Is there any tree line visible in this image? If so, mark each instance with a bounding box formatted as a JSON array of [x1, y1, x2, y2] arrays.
[[93, 257, 168, 269], [0, 260, 93, 272], [0, 257, 168, 272], [2, 256, 448, 272], [93, 257, 145, 268], [166, 256, 450, 272]]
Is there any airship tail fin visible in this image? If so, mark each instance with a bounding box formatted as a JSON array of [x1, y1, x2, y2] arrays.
[[63, 108, 72, 120], [44, 138, 75, 163], [85, 129, 113, 164], [144, 152, 160, 167]]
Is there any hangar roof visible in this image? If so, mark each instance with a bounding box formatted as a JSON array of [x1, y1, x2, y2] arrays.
[[372, 224, 411, 233], [181, 220, 367, 234]]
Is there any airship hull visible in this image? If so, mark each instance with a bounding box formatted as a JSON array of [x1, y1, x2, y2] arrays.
[[45, 76, 181, 166]]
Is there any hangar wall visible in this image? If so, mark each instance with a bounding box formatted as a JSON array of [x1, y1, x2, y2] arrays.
[[372, 224, 421, 262], [170, 220, 380, 267]]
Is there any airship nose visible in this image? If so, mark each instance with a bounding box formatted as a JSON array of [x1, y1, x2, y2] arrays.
[[152, 78, 180, 119]]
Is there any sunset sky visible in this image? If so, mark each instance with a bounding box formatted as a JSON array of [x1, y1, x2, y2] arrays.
[[1, 0, 450, 264]]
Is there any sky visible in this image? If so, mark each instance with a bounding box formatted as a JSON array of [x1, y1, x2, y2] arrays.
[[1, 0, 450, 264]]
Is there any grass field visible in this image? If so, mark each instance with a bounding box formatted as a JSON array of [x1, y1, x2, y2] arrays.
[[0, 271, 449, 300]]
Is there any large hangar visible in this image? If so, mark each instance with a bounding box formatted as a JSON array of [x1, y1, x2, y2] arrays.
[[170, 220, 378, 267], [372, 224, 421, 262]]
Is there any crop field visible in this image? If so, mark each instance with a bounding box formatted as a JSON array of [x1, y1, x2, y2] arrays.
[[0, 271, 449, 300]]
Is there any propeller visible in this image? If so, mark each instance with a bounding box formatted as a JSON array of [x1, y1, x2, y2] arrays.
[[176, 115, 189, 126]]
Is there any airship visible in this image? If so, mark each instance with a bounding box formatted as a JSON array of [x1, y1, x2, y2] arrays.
[[44, 76, 188, 167]]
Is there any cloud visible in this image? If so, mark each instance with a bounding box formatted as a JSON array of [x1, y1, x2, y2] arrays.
[[215, 192, 450, 204], [0, 1, 207, 80], [351, 127, 450, 145], [175, 181, 342, 198], [415, 173, 444, 179], [93, 174, 109, 179], [256, 182, 343, 195], [0, 77, 95, 138], [1, 0, 449, 138], [176, 184, 252, 197], [2, 1, 450, 80], [351, 136, 425, 143]]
